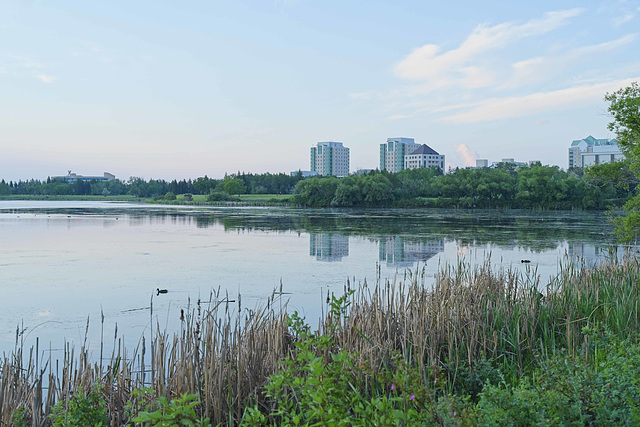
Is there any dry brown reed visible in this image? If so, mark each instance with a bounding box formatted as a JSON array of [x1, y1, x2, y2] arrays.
[[1, 254, 638, 425]]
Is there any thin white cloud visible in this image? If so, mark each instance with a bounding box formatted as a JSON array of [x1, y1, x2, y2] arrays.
[[35, 74, 56, 83], [438, 77, 640, 124], [504, 33, 637, 88], [613, 12, 634, 26], [394, 8, 583, 87], [10, 55, 42, 69]]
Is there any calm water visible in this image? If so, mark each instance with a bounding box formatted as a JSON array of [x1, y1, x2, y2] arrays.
[[0, 201, 621, 355]]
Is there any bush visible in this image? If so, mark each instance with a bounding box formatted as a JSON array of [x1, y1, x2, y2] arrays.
[[477, 328, 640, 425], [50, 387, 109, 426], [241, 293, 435, 426], [207, 192, 238, 202], [132, 393, 210, 426]]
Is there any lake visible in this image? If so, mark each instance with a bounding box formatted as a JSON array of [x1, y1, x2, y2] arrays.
[[0, 201, 622, 356]]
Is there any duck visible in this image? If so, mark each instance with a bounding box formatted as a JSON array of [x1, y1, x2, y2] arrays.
[[521, 259, 531, 263], [156, 288, 168, 295]]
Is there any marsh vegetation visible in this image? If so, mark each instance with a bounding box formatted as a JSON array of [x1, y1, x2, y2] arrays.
[[2, 253, 639, 425]]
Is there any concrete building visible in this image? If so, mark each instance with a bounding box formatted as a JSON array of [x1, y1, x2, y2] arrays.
[[354, 169, 374, 175], [53, 171, 115, 182], [404, 144, 445, 172], [569, 135, 623, 168], [380, 137, 420, 173], [310, 141, 350, 177], [492, 158, 527, 168], [290, 170, 319, 177], [472, 158, 528, 169]]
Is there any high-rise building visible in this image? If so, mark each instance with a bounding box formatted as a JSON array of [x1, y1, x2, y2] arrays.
[[404, 144, 445, 172], [568, 135, 623, 168], [310, 141, 350, 177], [380, 137, 420, 173]]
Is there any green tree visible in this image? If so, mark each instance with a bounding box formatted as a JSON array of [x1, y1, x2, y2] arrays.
[[216, 177, 247, 195], [605, 82, 640, 241], [293, 177, 339, 207], [332, 175, 364, 207]]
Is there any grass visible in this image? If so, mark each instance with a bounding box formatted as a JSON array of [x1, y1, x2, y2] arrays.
[[2, 253, 639, 425]]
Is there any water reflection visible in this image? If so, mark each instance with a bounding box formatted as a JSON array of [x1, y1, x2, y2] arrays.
[[309, 233, 349, 262], [379, 236, 445, 267], [567, 242, 619, 266], [0, 202, 626, 357]]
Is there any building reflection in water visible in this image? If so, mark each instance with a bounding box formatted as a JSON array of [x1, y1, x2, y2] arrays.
[[567, 242, 618, 266], [379, 236, 445, 267], [309, 233, 350, 262]]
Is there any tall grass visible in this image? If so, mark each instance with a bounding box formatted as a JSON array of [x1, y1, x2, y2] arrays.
[[1, 253, 638, 425]]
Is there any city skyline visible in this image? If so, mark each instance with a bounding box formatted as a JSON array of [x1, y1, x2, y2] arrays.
[[1, 1, 639, 182]]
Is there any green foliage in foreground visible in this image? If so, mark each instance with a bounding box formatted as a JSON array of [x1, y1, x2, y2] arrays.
[[14, 256, 640, 425], [239, 308, 640, 426], [49, 387, 109, 426], [132, 393, 211, 426], [604, 82, 640, 242], [38, 327, 640, 426]]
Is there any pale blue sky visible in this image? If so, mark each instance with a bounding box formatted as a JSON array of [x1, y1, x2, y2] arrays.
[[1, 0, 639, 181]]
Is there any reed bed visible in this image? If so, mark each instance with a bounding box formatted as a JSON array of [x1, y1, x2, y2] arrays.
[[1, 254, 638, 425]]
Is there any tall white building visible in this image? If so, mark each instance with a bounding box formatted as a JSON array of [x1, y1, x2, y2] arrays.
[[310, 141, 350, 177], [569, 135, 623, 168], [380, 137, 420, 173], [404, 144, 445, 172]]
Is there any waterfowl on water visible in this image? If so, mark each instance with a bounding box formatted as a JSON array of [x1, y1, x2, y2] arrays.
[[521, 259, 531, 263], [156, 288, 168, 295]]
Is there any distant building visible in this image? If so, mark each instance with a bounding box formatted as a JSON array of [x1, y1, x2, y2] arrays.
[[404, 144, 445, 172], [380, 137, 420, 173], [290, 170, 319, 177], [354, 169, 374, 175], [53, 171, 115, 182], [492, 158, 527, 168], [470, 158, 528, 169], [310, 141, 350, 177], [569, 135, 623, 168]]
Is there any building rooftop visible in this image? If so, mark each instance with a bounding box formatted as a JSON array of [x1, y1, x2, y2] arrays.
[[408, 144, 439, 155], [571, 135, 618, 147]]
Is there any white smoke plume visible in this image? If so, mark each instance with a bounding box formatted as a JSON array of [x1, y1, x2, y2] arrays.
[[454, 143, 477, 167]]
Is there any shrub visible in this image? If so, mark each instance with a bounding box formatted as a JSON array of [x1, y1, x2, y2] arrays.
[[50, 387, 109, 426], [207, 192, 237, 202], [132, 393, 210, 426]]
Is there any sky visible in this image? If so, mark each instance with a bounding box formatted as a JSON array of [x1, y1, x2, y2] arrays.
[[1, 0, 639, 182]]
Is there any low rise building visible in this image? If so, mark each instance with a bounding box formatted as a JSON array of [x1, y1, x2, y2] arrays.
[[290, 170, 319, 177], [569, 135, 623, 168], [53, 171, 115, 182], [404, 144, 445, 172]]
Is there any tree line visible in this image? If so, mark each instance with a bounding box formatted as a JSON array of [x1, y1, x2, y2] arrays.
[[292, 162, 635, 209], [0, 163, 634, 210], [0, 172, 305, 198]]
